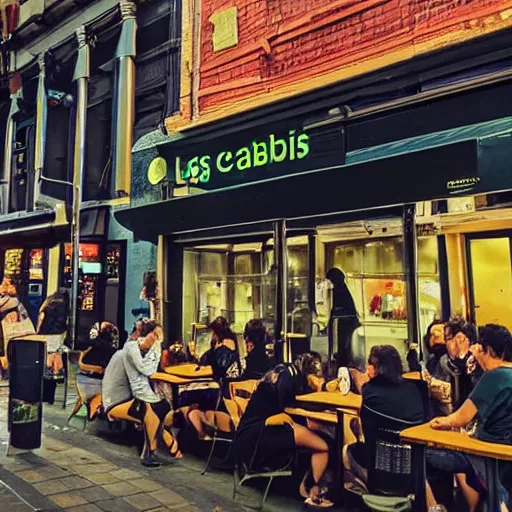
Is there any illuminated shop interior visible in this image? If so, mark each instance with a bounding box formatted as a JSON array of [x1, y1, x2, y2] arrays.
[[182, 215, 441, 364]]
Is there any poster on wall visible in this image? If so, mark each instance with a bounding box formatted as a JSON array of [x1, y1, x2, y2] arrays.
[[132, 271, 159, 322]]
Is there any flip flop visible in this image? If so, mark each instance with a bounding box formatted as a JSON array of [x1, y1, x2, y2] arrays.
[[299, 470, 310, 499], [168, 438, 183, 459]]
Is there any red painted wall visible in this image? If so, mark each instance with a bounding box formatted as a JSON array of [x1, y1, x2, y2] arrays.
[[198, 0, 512, 115]]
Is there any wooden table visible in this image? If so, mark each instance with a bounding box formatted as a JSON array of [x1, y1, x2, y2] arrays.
[[154, 365, 215, 407], [403, 371, 421, 380], [401, 423, 512, 511], [164, 364, 213, 379], [295, 391, 362, 412], [151, 372, 213, 386], [284, 407, 337, 424]]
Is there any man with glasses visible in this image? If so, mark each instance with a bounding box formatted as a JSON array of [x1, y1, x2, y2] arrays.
[[441, 317, 481, 409]]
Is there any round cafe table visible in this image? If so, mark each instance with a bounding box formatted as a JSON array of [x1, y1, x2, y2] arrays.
[[163, 363, 213, 379]]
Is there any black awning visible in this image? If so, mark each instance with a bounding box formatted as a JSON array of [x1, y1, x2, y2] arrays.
[[0, 208, 69, 249], [115, 139, 479, 242]]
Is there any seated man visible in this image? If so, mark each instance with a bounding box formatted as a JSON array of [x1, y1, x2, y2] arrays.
[[102, 320, 182, 466], [427, 324, 512, 512], [440, 317, 481, 408]]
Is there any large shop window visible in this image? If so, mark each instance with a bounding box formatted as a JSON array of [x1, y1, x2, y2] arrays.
[[134, 0, 181, 143], [296, 219, 442, 365], [182, 241, 276, 354], [84, 25, 120, 201], [10, 69, 37, 213]]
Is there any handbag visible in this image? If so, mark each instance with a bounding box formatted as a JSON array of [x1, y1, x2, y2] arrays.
[[362, 494, 413, 512]]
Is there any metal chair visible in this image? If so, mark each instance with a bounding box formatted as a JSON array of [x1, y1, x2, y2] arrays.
[[232, 413, 295, 510], [359, 404, 425, 511], [201, 379, 258, 475], [67, 348, 104, 429]]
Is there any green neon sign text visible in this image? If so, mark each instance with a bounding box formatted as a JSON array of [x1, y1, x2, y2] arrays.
[[181, 130, 310, 183]]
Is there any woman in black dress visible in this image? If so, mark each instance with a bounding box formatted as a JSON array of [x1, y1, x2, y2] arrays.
[[235, 355, 333, 508]]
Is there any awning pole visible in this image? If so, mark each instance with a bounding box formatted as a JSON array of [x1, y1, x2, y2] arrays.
[[70, 26, 90, 350], [1, 91, 19, 215], [403, 204, 421, 358], [273, 220, 288, 363], [114, 0, 136, 197]]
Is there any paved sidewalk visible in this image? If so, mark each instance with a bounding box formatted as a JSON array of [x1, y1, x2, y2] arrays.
[[0, 437, 205, 512], [0, 383, 312, 512]]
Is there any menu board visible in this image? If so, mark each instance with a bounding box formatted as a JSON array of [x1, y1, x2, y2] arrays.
[[4, 249, 23, 278], [80, 275, 97, 312], [29, 249, 44, 281]]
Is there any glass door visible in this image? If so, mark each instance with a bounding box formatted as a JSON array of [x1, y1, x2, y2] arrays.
[[468, 236, 512, 331]]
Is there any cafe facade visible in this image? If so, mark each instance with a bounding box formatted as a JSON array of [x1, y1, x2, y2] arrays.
[[116, 27, 512, 363]]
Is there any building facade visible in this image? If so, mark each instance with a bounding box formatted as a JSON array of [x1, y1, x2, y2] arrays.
[[0, 0, 183, 345], [2, 0, 512, 358], [118, 0, 512, 364]]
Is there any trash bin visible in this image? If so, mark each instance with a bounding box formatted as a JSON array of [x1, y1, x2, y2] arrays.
[[7, 335, 46, 450]]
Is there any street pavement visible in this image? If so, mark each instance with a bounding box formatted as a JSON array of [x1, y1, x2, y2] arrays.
[[0, 378, 336, 512]]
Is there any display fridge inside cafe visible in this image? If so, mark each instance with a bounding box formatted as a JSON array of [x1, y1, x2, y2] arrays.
[[318, 222, 441, 364], [182, 241, 277, 351]]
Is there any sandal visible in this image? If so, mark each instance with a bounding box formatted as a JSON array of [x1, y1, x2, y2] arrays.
[[299, 469, 313, 499], [305, 486, 334, 508], [201, 419, 217, 439], [169, 438, 183, 459], [304, 496, 335, 508]]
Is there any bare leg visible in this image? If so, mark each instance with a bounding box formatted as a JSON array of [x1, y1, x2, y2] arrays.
[[293, 423, 329, 494], [426, 480, 437, 510], [205, 411, 232, 433], [188, 409, 207, 438], [456, 473, 480, 512]]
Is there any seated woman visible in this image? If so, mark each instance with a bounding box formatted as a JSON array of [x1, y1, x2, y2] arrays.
[[241, 319, 272, 380], [343, 345, 426, 489], [182, 316, 242, 440], [81, 321, 119, 377], [235, 355, 333, 508]]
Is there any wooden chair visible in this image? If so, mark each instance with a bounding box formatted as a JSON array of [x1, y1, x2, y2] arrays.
[[201, 379, 258, 475]]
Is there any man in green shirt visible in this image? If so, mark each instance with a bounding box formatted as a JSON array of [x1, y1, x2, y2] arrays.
[[426, 324, 512, 512]]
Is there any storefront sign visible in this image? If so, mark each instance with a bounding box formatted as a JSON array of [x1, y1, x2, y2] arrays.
[[157, 118, 344, 191], [181, 130, 310, 184], [446, 176, 480, 194]]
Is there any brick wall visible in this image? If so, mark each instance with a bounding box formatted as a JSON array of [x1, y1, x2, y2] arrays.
[[197, 0, 512, 116]]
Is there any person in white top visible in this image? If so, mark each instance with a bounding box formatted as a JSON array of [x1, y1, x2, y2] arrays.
[[103, 320, 182, 466]]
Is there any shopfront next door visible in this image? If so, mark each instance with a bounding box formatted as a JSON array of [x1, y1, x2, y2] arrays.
[[468, 236, 512, 331]]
